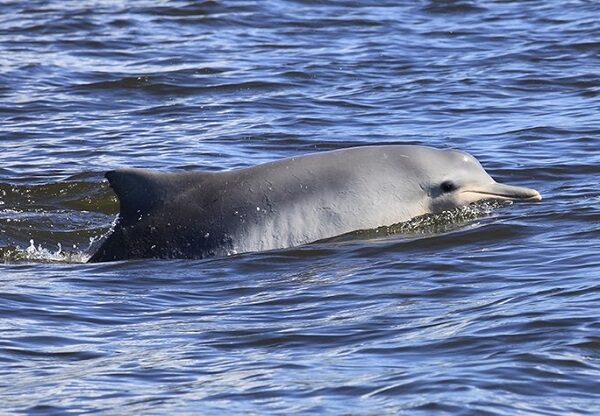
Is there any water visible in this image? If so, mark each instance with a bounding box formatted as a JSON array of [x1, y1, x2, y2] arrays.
[[1, 0, 599, 414]]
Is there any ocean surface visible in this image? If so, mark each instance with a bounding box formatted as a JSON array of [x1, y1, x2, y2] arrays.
[[1, 0, 599, 414]]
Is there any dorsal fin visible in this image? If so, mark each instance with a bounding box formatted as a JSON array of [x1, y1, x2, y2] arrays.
[[106, 169, 168, 224]]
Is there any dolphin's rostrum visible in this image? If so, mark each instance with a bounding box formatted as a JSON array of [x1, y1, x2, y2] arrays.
[[88, 145, 541, 262]]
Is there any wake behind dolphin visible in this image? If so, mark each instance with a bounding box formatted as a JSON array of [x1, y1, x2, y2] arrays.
[[88, 145, 541, 262]]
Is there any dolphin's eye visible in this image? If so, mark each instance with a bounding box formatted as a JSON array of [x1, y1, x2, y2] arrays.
[[440, 180, 457, 193]]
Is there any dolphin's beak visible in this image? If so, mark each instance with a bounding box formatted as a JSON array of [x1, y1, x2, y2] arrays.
[[463, 182, 542, 202]]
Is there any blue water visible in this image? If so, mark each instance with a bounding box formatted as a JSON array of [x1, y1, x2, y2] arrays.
[[1, 1, 599, 414]]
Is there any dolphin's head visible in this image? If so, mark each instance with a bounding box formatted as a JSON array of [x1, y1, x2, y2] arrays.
[[415, 148, 541, 214]]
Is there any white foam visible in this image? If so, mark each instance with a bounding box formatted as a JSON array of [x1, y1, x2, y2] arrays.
[[2, 239, 90, 263]]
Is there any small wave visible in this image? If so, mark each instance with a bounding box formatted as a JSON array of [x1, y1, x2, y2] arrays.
[[422, 1, 486, 14], [139, 1, 219, 17], [72, 77, 293, 96], [0, 180, 116, 214]]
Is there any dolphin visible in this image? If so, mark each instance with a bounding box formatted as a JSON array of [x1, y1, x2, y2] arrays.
[[88, 145, 541, 262]]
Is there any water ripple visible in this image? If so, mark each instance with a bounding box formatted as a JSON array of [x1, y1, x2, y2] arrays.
[[1, 0, 599, 414]]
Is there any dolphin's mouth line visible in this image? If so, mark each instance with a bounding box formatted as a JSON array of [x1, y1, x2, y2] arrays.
[[461, 190, 542, 202]]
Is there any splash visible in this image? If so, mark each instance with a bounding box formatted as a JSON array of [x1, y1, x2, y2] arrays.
[[1, 239, 93, 264], [333, 201, 510, 242], [382, 200, 509, 235], [0, 178, 118, 264]]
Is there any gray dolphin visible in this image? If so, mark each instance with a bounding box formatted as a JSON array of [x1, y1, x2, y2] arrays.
[[88, 145, 541, 262]]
